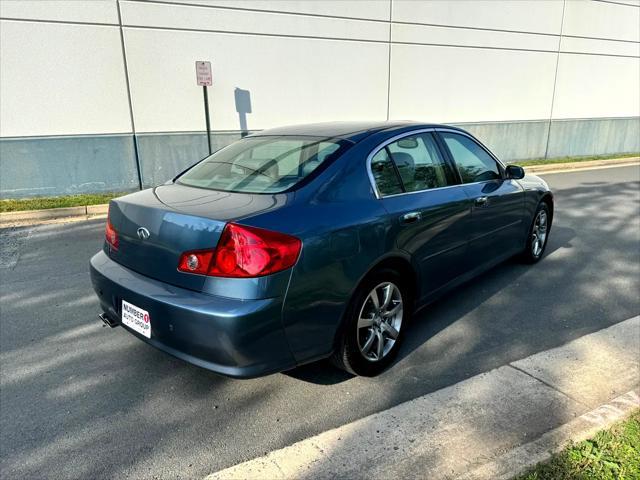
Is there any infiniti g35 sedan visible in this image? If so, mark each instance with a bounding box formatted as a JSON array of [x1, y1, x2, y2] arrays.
[[90, 122, 553, 377]]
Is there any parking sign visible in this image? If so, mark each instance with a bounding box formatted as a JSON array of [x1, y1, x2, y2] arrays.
[[196, 61, 212, 86]]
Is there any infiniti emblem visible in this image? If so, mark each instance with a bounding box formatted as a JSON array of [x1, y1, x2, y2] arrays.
[[137, 227, 150, 240]]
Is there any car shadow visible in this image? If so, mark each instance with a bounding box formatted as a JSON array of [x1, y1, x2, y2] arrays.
[[283, 224, 576, 385]]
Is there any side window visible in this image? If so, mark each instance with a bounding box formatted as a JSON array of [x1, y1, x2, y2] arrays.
[[371, 148, 403, 196], [386, 133, 455, 193], [440, 132, 501, 183], [316, 142, 340, 162], [299, 141, 341, 176]]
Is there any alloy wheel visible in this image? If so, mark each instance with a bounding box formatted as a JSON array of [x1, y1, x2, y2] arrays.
[[356, 282, 403, 362], [531, 209, 548, 258]]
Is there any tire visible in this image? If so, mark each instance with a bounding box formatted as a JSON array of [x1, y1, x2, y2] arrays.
[[332, 268, 411, 376], [522, 201, 551, 264]]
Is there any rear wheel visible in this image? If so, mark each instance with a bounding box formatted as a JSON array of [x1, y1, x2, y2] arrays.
[[522, 202, 551, 263], [332, 269, 411, 376]]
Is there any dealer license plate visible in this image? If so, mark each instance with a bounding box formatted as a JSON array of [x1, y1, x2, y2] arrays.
[[121, 300, 151, 338]]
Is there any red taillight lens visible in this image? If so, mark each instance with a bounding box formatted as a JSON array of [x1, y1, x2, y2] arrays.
[[177, 223, 301, 278], [105, 207, 119, 250]]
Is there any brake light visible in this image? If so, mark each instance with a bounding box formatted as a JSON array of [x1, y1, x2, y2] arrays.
[[105, 206, 119, 250], [178, 223, 301, 278]]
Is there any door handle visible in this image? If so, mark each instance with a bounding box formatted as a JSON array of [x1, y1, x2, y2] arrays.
[[474, 196, 489, 207], [400, 212, 422, 224]]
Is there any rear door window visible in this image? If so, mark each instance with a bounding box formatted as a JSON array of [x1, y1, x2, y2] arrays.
[[386, 133, 455, 193]]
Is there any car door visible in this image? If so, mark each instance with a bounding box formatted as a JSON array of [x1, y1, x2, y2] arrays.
[[436, 130, 525, 267], [369, 130, 473, 300]]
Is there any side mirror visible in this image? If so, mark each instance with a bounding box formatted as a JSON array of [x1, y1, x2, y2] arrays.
[[506, 165, 525, 180]]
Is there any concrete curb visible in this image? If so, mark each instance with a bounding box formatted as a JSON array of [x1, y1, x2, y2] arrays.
[[205, 316, 640, 480], [0, 203, 108, 226], [461, 390, 640, 480], [524, 156, 639, 174]]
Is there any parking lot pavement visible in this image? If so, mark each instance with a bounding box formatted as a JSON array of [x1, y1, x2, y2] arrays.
[[207, 316, 640, 480], [1, 165, 639, 479]]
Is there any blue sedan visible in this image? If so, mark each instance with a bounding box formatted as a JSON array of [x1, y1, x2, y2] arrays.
[[90, 122, 553, 377]]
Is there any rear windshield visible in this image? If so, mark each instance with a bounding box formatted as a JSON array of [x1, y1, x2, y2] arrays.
[[177, 135, 350, 193]]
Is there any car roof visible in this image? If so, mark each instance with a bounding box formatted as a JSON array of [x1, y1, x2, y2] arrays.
[[248, 121, 461, 143]]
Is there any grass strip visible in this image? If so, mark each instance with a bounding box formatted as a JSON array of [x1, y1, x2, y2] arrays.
[[516, 409, 640, 480], [515, 152, 639, 167]]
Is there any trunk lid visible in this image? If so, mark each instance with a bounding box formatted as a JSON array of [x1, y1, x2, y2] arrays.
[[107, 184, 285, 291]]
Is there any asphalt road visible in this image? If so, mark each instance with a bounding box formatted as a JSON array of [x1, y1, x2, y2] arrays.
[[1, 165, 639, 479]]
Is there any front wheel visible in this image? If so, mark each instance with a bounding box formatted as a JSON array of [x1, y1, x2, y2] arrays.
[[522, 202, 551, 264], [332, 269, 411, 376]]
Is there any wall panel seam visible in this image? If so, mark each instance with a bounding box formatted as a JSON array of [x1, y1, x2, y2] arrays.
[[122, 24, 384, 44], [592, 0, 640, 8], [2, 16, 637, 46], [0, 133, 134, 140], [392, 21, 639, 44], [561, 33, 639, 44], [123, 0, 640, 44], [123, 0, 390, 23], [0, 17, 119, 27], [545, 0, 567, 158], [116, 0, 143, 190], [118, 24, 640, 58], [390, 41, 638, 58], [386, 0, 392, 121]]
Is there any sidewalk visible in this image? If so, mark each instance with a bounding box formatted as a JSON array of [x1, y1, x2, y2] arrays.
[[206, 316, 640, 480], [1, 157, 638, 227]]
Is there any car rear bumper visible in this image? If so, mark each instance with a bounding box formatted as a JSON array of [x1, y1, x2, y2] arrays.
[[89, 250, 297, 378]]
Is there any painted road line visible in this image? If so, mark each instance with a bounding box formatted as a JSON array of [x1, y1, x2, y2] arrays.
[[205, 316, 639, 480]]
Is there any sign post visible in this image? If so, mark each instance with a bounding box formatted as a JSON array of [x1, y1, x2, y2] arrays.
[[196, 61, 213, 155]]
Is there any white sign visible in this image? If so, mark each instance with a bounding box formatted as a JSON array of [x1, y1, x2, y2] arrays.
[[196, 61, 212, 86], [121, 300, 151, 338]]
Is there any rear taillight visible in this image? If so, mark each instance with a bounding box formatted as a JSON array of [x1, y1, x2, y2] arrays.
[[177, 250, 214, 276], [105, 206, 119, 250], [178, 223, 301, 278]]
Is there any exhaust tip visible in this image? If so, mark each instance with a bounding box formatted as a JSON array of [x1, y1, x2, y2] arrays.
[[99, 312, 118, 328]]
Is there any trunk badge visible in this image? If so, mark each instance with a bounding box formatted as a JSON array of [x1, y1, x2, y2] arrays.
[[137, 227, 150, 240]]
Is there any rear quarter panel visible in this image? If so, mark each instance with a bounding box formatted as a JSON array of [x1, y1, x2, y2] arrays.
[[240, 141, 403, 364]]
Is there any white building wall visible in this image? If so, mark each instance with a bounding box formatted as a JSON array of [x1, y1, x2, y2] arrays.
[[0, 0, 639, 197], [0, 0, 119, 24], [120, 0, 390, 132], [562, 0, 640, 41], [0, 21, 132, 137], [171, 0, 391, 21], [0, 0, 131, 136], [552, 1, 640, 119], [1, 0, 639, 135]]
